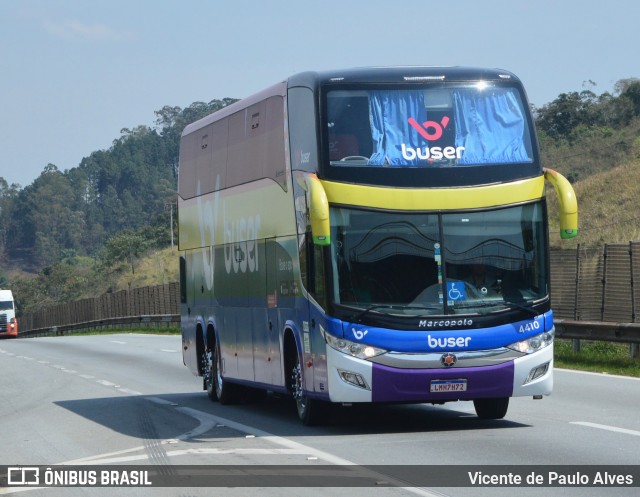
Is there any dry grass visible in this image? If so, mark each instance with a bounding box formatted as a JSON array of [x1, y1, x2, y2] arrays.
[[547, 159, 640, 248], [114, 246, 179, 291]]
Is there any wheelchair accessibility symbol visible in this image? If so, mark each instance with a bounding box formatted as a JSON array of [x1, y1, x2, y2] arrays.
[[447, 282, 467, 302]]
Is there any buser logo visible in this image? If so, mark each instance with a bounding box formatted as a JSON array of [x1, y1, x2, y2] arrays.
[[403, 115, 465, 161], [408, 116, 450, 141], [427, 335, 471, 348]]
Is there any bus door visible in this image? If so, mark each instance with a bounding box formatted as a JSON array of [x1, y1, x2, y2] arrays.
[[263, 239, 284, 386], [304, 240, 330, 396], [183, 250, 207, 375]]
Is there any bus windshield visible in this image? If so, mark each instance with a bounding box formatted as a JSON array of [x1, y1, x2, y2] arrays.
[[330, 202, 548, 317], [326, 83, 534, 168]]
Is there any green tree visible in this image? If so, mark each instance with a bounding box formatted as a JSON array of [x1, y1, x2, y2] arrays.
[[0, 177, 21, 259], [7, 165, 84, 267], [535, 91, 593, 140], [100, 230, 150, 274]]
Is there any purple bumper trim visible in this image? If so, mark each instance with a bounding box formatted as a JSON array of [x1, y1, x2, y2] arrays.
[[371, 361, 514, 402]]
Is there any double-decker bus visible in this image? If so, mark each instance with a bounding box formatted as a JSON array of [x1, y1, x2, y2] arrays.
[[177, 67, 577, 425]]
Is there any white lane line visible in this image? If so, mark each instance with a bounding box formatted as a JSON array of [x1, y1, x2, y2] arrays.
[[176, 406, 357, 466], [555, 368, 640, 381], [1, 348, 442, 495], [96, 379, 119, 388], [571, 421, 640, 437], [63, 445, 148, 465], [63, 448, 311, 464], [117, 387, 143, 395], [174, 406, 445, 497], [110, 340, 127, 344], [59, 400, 445, 497], [2, 346, 141, 395]]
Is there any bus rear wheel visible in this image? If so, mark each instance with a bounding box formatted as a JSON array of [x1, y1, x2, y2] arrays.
[[473, 397, 509, 419], [203, 349, 217, 402]]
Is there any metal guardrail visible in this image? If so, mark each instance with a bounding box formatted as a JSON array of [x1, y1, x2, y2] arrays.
[[554, 319, 640, 344], [18, 314, 179, 338]]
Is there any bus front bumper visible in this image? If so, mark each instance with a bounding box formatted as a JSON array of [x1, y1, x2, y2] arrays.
[[325, 345, 553, 403]]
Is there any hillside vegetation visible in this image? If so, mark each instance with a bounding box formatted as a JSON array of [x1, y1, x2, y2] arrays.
[[547, 159, 640, 248], [2, 78, 640, 315]]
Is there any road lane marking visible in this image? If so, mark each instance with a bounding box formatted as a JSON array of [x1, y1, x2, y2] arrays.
[[1, 345, 444, 495], [556, 367, 640, 381], [570, 421, 640, 437], [64, 447, 312, 464], [173, 406, 446, 497], [50, 400, 446, 497], [117, 387, 143, 395], [96, 379, 119, 387]]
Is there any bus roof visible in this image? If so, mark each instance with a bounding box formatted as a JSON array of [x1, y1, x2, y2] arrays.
[[287, 66, 521, 88], [181, 81, 287, 137], [181, 66, 523, 137]]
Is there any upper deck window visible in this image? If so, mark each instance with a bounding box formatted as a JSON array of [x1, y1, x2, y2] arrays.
[[326, 83, 533, 168]]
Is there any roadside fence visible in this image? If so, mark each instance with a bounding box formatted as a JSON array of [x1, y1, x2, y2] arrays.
[[19, 283, 179, 338]]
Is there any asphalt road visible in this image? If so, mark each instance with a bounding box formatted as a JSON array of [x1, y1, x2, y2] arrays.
[[0, 334, 639, 497]]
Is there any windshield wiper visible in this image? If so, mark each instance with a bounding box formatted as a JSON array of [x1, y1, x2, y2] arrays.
[[457, 299, 540, 317], [351, 303, 441, 323], [501, 300, 540, 317]]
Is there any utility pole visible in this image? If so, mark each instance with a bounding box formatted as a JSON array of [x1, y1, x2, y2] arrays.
[[165, 201, 175, 249]]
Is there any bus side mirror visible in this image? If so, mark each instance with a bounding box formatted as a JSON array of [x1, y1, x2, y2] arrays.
[[544, 168, 578, 239], [303, 175, 331, 246]]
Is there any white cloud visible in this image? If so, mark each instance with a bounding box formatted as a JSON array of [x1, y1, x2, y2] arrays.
[[43, 20, 134, 42]]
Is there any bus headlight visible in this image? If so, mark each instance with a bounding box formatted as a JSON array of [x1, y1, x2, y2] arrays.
[[323, 333, 386, 360], [507, 330, 554, 354]]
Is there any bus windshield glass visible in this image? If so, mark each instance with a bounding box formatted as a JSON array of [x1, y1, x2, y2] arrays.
[[326, 83, 534, 168], [330, 202, 547, 317]]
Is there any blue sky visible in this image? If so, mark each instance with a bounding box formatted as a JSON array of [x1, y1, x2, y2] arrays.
[[1, 0, 638, 188]]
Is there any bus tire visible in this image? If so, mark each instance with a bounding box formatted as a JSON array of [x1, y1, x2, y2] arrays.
[[291, 352, 326, 426], [212, 341, 239, 405], [203, 348, 218, 402], [473, 397, 509, 419]]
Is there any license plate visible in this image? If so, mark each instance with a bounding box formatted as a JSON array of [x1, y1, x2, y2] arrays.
[[430, 379, 467, 392]]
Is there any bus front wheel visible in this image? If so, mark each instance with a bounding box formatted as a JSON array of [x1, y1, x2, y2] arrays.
[[291, 354, 325, 426], [473, 397, 509, 419]]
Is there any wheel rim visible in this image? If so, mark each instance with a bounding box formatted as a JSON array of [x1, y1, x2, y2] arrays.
[[214, 344, 224, 398], [203, 350, 214, 392], [292, 362, 307, 417]]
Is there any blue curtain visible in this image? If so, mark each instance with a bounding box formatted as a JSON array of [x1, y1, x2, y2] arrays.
[[453, 88, 531, 165], [368, 91, 429, 165]]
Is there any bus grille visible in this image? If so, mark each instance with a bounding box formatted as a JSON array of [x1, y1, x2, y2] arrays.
[[0, 314, 7, 332]]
